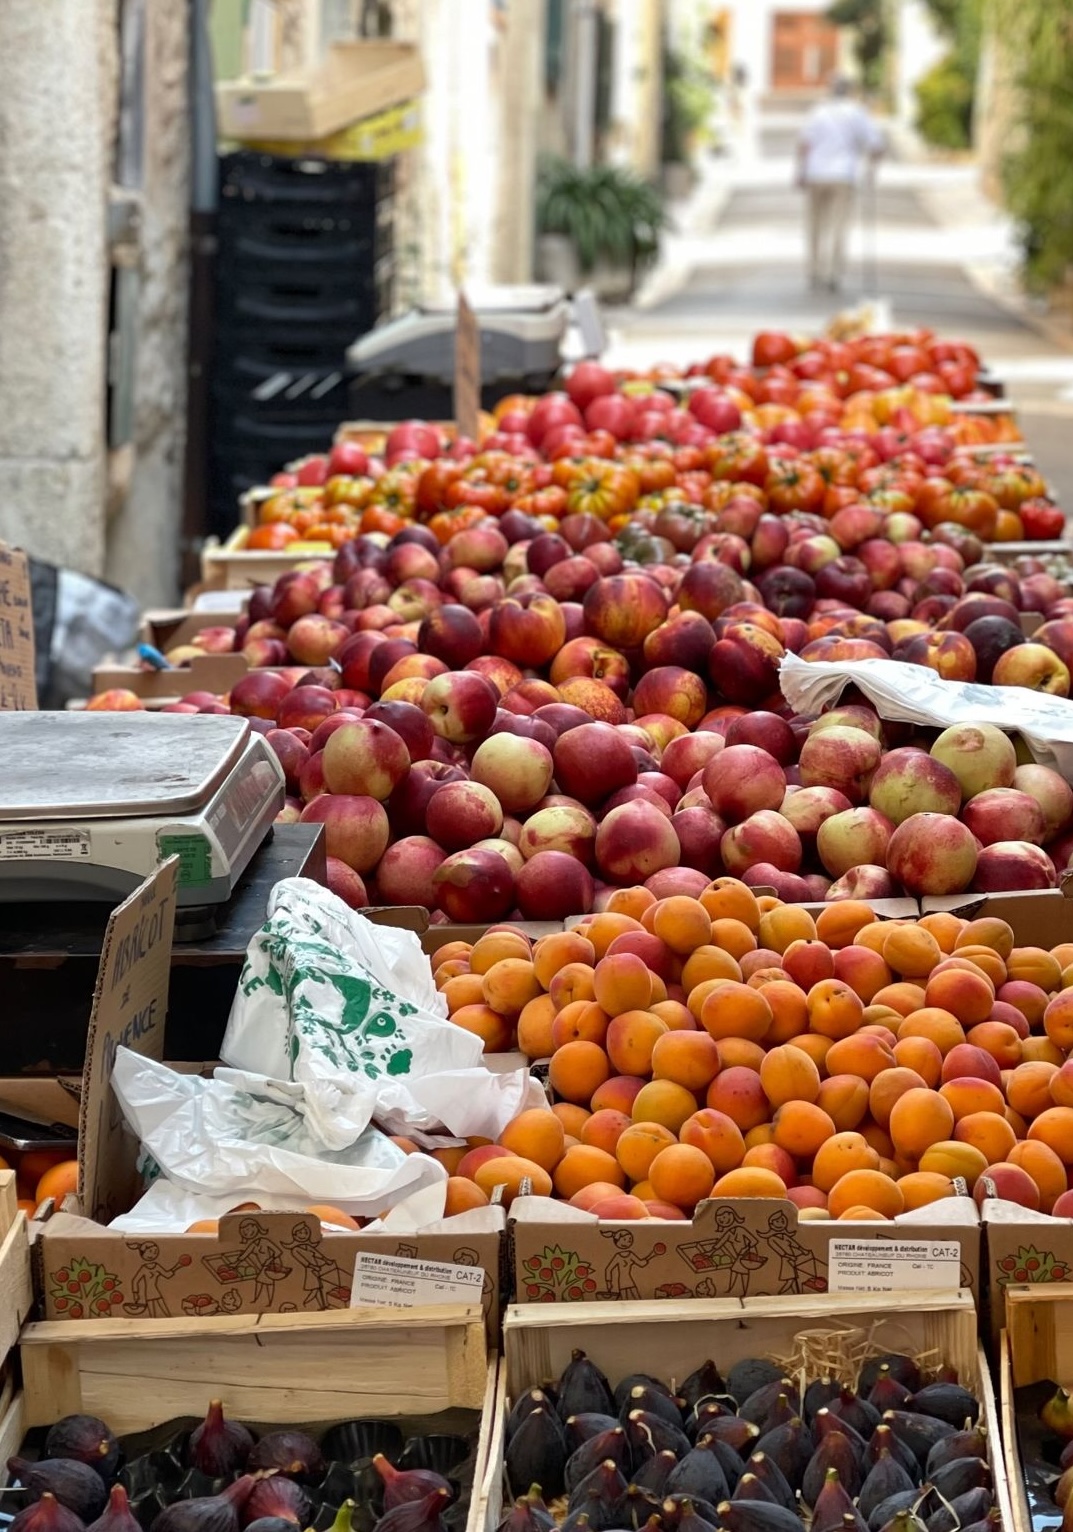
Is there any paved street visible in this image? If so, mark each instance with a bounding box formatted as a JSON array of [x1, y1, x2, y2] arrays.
[[606, 116, 1073, 508]]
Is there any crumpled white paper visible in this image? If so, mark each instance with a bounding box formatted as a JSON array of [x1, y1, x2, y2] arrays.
[[780, 653, 1073, 779]]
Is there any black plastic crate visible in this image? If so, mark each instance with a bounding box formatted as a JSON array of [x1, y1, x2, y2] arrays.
[[215, 281, 381, 332], [219, 150, 392, 208], [212, 366, 349, 416]]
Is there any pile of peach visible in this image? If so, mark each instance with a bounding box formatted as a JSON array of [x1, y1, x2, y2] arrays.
[[432, 879, 1073, 1222]]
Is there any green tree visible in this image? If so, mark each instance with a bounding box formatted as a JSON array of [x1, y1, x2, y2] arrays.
[[826, 0, 888, 91], [914, 0, 985, 149]]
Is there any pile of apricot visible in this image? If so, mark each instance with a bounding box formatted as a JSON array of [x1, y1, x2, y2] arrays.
[[433, 878, 1073, 1221]]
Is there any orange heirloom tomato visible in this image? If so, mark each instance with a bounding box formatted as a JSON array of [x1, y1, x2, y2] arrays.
[[564, 463, 641, 521]]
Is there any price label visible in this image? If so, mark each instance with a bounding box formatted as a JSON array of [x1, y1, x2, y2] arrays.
[[351, 1251, 485, 1309], [828, 1239, 962, 1293], [0, 544, 36, 711]]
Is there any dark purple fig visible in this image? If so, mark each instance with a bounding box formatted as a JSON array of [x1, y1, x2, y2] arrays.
[[731, 1475, 775, 1506], [566, 1459, 628, 1528], [756, 1395, 796, 1438], [811, 1469, 858, 1532], [826, 1389, 880, 1438], [87, 1486, 142, 1532], [629, 1452, 678, 1497], [813, 1410, 867, 1457], [9, 1457, 108, 1522], [244, 1522, 296, 1532], [924, 1426, 987, 1479], [45, 1417, 120, 1481], [666, 1448, 729, 1506], [858, 1452, 916, 1526], [619, 1385, 684, 1429], [373, 1457, 453, 1511], [505, 1405, 567, 1498], [246, 1434, 324, 1482], [373, 1489, 451, 1532], [802, 1431, 862, 1507], [564, 1415, 619, 1450], [751, 1417, 813, 1493], [927, 1457, 990, 1503], [882, 1412, 956, 1468], [617, 1485, 662, 1531], [858, 1356, 921, 1396], [740, 1380, 796, 1428], [924, 1487, 992, 1532], [496, 1489, 554, 1532], [957, 1516, 1001, 1532], [557, 1353, 614, 1422], [151, 1478, 257, 1532], [242, 1478, 311, 1527], [625, 1410, 691, 1461], [697, 1417, 760, 1456], [659, 1497, 719, 1532], [564, 1430, 629, 1495], [613, 1375, 672, 1411], [11, 1493, 87, 1532], [867, 1368, 912, 1414], [188, 1403, 254, 1478], [716, 1497, 802, 1532], [906, 1384, 979, 1430], [866, 1492, 918, 1532], [868, 1426, 919, 1485], [803, 1379, 841, 1424], [688, 1400, 733, 1441], [508, 1392, 556, 1442], [700, 1438, 746, 1494], [742, 1455, 795, 1514], [680, 1362, 725, 1411], [727, 1361, 785, 1410]]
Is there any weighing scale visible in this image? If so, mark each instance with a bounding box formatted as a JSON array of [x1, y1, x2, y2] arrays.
[[0, 713, 285, 913], [346, 285, 571, 388]]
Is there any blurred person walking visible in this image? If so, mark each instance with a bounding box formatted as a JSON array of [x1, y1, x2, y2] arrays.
[[796, 77, 885, 292]]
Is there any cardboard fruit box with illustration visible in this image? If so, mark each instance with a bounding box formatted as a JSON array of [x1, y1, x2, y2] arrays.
[[26, 861, 505, 1338]]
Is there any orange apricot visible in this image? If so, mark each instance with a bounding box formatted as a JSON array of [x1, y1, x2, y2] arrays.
[[651, 999, 698, 1032], [918, 1140, 989, 1188], [827, 1168, 905, 1220], [869, 1066, 928, 1129], [1050, 1059, 1073, 1109], [444, 1177, 490, 1215], [605, 886, 656, 920], [1028, 1106, 1073, 1165], [517, 994, 557, 1058], [824, 1033, 896, 1082], [552, 1102, 592, 1137], [856, 922, 893, 956], [588, 1194, 652, 1220], [1044, 991, 1073, 1053], [680, 1108, 747, 1174], [759, 1044, 821, 1108], [763, 980, 810, 1043], [706, 1067, 770, 1133], [742, 1141, 797, 1183], [648, 895, 715, 955], [1008, 947, 1063, 991], [699, 877, 761, 929], [594, 952, 654, 1016], [954, 1111, 1016, 1165], [999, 980, 1050, 1027], [431, 940, 473, 972], [1005, 1061, 1059, 1120], [586, 911, 645, 959], [687, 977, 736, 1022], [872, 981, 928, 1017], [924, 967, 995, 1026], [499, 1108, 566, 1171], [631, 1079, 699, 1134], [883, 925, 942, 978], [772, 1101, 837, 1162], [548, 963, 597, 1010], [892, 1035, 943, 1085], [789, 1033, 833, 1070], [617, 1122, 677, 1182], [711, 1166, 788, 1198], [1022, 1037, 1064, 1066], [547, 1040, 611, 1104], [758, 904, 817, 954], [918, 911, 965, 953], [456, 1144, 512, 1181], [551, 1000, 610, 1048], [716, 1038, 767, 1071], [606, 1010, 668, 1076], [436, 959, 471, 984], [533, 930, 597, 989], [651, 1030, 722, 1091], [591, 1075, 646, 1115], [955, 916, 1014, 960], [700, 980, 773, 1042], [442, 973, 485, 1012], [897, 1008, 966, 1056], [1009, 1139, 1068, 1211], [815, 900, 877, 949], [710, 917, 759, 960], [570, 1180, 629, 1212], [682, 945, 743, 992], [811, 1131, 880, 1193], [954, 945, 1007, 988], [451, 1004, 514, 1052], [648, 1143, 716, 1210], [965, 1021, 1023, 1069], [580, 1109, 633, 1156], [553, 1144, 626, 1200], [474, 1154, 552, 1204], [940, 1077, 1007, 1122], [469, 930, 532, 973], [888, 1088, 956, 1162], [833, 945, 893, 1004], [817, 1073, 870, 1131], [898, 1170, 956, 1209], [740, 947, 785, 979]]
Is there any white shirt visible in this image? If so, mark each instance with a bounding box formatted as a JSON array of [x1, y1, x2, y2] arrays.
[[800, 99, 884, 185]]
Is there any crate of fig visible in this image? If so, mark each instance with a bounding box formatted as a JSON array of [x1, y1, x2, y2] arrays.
[[479, 1292, 1013, 1532], [1000, 1282, 1073, 1532], [7, 1305, 491, 1532]]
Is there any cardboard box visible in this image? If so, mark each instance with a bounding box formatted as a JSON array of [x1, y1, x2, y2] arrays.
[[478, 1290, 1013, 1532], [981, 1198, 1073, 1356], [217, 41, 424, 143], [921, 879, 1073, 947], [507, 1192, 980, 1305], [91, 652, 255, 701], [25, 868, 506, 1337], [1000, 1282, 1073, 1532]]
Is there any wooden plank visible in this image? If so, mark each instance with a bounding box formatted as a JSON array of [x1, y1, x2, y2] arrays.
[[1001, 1330, 1033, 1532], [0, 1170, 17, 1236], [979, 1340, 1016, 1532], [0, 1207, 32, 1366], [475, 1363, 508, 1532], [1005, 1282, 1072, 1387], [0, 1383, 26, 1488], [21, 1305, 488, 1433]]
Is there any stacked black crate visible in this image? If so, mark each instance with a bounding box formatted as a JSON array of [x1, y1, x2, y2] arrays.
[[209, 151, 395, 535]]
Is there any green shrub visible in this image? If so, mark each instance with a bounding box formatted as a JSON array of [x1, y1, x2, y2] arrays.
[[915, 52, 975, 148], [537, 159, 666, 275]]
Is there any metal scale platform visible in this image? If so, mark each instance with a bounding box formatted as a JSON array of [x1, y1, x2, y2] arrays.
[[0, 713, 285, 918]]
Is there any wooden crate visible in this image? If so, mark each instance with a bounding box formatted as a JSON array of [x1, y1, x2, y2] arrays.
[[1002, 1282, 1073, 1532], [0, 1169, 35, 1486], [477, 1292, 1011, 1532], [16, 1304, 493, 1532], [201, 530, 334, 590]]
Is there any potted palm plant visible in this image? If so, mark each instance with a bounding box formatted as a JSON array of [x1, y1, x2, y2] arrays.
[[536, 158, 666, 302]]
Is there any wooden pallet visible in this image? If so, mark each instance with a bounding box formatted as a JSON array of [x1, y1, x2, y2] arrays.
[[478, 1291, 1012, 1532]]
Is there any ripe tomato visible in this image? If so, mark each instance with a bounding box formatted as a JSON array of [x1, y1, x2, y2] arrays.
[[1020, 498, 1067, 540], [247, 523, 300, 550], [564, 462, 641, 521], [752, 331, 798, 367], [416, 461, 464, 519], [764, 460, 825, 516], [706, 432, 769, 486]]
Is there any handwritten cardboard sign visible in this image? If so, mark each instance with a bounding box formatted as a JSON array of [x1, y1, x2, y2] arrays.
[[0, 543, 37, 711], [454, 291, 481, 442], [79, 859, 178, 1224]]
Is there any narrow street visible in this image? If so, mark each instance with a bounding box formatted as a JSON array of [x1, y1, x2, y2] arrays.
[[608, 112, 1073, 507]]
